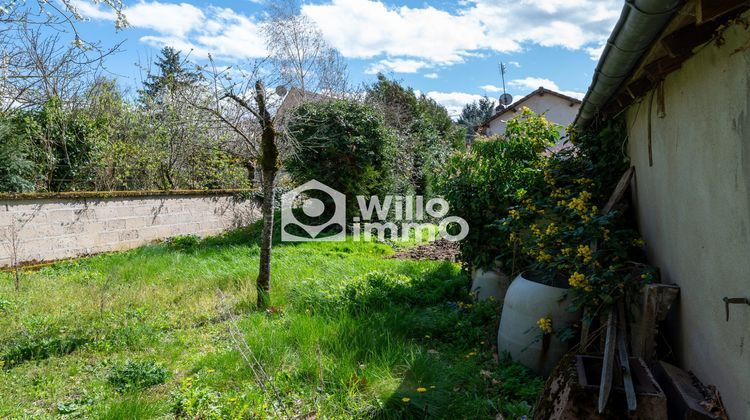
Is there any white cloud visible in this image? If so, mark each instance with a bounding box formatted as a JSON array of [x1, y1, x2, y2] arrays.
[[508, 77, 585, 99], [585, 43, 607, 61], [75, 0, 622, 80], [126, 1, 205, 37], [508, 61, 521, 68], [73, 0, 116, 20], [365, 58, 430, 74], [302, 0, 621, 66], [425, 91, 485, 117], [303, 0, 489, 65], [480, 84, 503, 93], [424, 72, 439, 79], [76, 1, 266, 60]]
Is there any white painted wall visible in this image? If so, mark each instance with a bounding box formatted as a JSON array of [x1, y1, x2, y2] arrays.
[[486, 93, 581, 136], [0, 193, 260, 267], [626, 18, 750, 418]]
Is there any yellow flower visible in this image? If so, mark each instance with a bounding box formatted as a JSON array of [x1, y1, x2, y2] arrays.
[[545, 223, 558, 236], [430, 385, 436, 389], [536, 251, 552, 263], [509, 232, 519, 243], [633, 238, 645, 247], [561, 247, 571, 257], [537, 317, 553, 334], [576, 244, 593, 264], [509, 209, 520, 220], [568, 272, 585, 288], [402, 397, 411, 403], [602, 229, 610, 241], [416, 387, 427, 393]]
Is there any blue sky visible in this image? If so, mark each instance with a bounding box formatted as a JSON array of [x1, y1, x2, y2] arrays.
[[72, 0, 624, 116]]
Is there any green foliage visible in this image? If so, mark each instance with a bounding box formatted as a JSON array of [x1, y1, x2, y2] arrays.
[[0, 71, 249, 193], [1, 325, 91, 368], [166, 234, 201, 253], [56, 394, 96, 417], [457, 96, 496, 144], [285, 99, 397, 216], [0, 119, 36, 192], [171, 380, 223, 418], [365, 74, 464, 195], [0, 225, 542, 418], [435, 108, 560, 269], [139, 47, 201, 103], [97, 395, 168, 419], [107, 360, 168, 392], [495, 118, 656, 317]]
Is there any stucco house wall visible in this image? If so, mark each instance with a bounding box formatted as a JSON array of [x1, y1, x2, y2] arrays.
[[486, 93, 581, 136], [625, 20, 750, 418]]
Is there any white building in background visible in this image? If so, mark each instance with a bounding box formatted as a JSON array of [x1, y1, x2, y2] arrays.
[[482, 87, 581, 137]]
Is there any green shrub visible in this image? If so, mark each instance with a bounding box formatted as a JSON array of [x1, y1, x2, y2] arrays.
[[285, 100, 397, 219], [107, 360, 168, 392], [434, 108, 559, 269]]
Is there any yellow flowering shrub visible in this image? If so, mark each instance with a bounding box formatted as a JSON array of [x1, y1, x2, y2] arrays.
[[493, 119, 657, 316]]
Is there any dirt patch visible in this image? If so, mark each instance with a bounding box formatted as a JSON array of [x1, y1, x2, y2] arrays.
[[389, 239, 459, 262]]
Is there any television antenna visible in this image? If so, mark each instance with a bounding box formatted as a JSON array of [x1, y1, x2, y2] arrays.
[[498, 62, 513, 106]]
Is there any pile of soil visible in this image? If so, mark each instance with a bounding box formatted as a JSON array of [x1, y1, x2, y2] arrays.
[[390, 239, 460, 262]]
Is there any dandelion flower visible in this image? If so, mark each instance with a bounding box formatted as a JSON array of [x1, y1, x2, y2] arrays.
[[402, 397, 411, 403], [416, 387, 427, 393]]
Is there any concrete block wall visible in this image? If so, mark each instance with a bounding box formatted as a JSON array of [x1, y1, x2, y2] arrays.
[[0, 193, 260, 267]]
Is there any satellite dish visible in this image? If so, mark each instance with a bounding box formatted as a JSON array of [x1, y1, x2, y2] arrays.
[[275, 85, 288, 96], [499, 93, 513, 106]]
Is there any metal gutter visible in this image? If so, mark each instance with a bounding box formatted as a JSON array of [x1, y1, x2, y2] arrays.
[[574, 0, 684, 128]]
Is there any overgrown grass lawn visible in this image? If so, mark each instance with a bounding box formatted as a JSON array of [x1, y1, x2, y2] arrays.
[[0, 224, 541, 418]]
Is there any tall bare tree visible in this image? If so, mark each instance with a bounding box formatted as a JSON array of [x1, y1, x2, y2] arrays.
[[262, 0, 348, 97]]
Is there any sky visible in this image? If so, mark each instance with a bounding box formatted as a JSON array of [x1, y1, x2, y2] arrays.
[[71, 0, 624, 117]]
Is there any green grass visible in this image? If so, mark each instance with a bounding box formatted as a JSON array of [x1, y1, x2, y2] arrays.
[[0, 222, 542, 418]]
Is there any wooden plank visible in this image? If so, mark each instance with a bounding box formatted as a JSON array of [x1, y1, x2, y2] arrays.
[[579, 308, 592, 352], [617, 302, 637, 411], [598, 309, 616, 413], [602, 166, 635, 214], [632, 284, 680, 360]]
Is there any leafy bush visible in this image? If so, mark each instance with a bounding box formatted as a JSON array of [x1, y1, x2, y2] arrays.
[[285, 100, 397, 218], [107, 360, 168, 392], [434, 108, 559, 269], [364, 75, 464, 195], [495, 118, 656, 317]]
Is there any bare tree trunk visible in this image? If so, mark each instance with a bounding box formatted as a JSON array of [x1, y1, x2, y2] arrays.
[[254, 81, 279, 309], [256, 169, 276, 308]]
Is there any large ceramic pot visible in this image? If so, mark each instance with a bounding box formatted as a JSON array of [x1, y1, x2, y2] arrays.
[[497, 271, 579, 376], [470, 268, 511, 302]]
